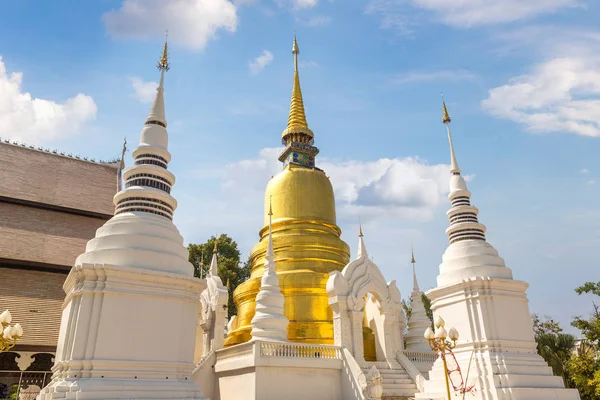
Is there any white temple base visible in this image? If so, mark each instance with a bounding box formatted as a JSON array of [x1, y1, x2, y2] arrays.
[[38, 262, 206, 400], [197, 340, 349, 400], [38, 378, 205, 400], [416, 277, 580, 400]]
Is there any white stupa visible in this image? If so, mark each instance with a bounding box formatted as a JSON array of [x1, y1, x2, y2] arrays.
[[404, 250, 433, 353], [416, 101, 579, 400], [250, 198, 289, 342], [38, 40, 206, 400]]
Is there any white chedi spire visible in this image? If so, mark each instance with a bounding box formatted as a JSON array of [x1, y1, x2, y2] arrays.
[[405, 249, 433, 353], [250, 198, 289, 342], [37, 41, 205, 400], [75, 39, 192, 276], [357, 222, 367, 258], [209, 243, 218, 277], [437, 100, 512, 286]]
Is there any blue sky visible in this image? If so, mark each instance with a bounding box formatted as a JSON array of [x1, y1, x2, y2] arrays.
[[1, 0, 599, 335]]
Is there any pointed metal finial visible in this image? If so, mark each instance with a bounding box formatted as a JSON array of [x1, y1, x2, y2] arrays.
[[359, 217, 363, 237], [200, 249, 205, 266], [158, 30, 170, 71], [226, 278, 231, 291], [213, 242, 218, 253], [411, 246, 416, 264], [120, 137, 128, 170], [293, 34, 300, 74], [441, 93, 451, 124], [269, 195, 273, 216]]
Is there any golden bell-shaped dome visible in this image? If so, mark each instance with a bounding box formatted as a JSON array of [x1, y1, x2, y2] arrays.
[[225, 164, 350, 346], [224, 36, 350, 346]]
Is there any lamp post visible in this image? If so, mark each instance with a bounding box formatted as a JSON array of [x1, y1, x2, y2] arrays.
[[0, 310, 24, 352], [424, 316, 459, 400]]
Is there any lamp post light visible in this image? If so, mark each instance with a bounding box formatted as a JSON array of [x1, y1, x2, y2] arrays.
[[424, 316, 459, 400], [0, 310, 24, 352]]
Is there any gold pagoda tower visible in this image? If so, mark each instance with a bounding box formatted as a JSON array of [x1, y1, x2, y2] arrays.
[[224, 36, 350, 346]]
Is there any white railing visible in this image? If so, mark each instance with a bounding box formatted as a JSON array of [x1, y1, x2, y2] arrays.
[[259, 342, 342, 359], [402, 351, 438, 364]]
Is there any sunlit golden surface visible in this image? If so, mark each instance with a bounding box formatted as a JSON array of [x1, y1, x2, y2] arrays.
[[224, 164, 350, 346]]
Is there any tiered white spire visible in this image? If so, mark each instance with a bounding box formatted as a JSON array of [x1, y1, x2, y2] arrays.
[[437, 100, 512, 286], [404, 249, 433, 352], [38, 41, 205, 400], [442, 101, 487, 245], [75, 37, 191, 276], [113, 38, 175, 220], [250, 197, 289, 342]]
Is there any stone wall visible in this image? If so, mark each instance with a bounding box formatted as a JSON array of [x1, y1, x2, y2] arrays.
[[0, 202, 105, 268], [0, 142, 118, 216], [0, 268, 66, 347]]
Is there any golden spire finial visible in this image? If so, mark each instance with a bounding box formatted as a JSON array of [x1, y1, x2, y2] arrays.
[[281, 34, 314, 144], [226, 278, 231, 291], [158, 30, 170, 71], [359, 217, 363, 237], [441, 93, 451, 124], [293, 33, 300, 72], [269, 195, 273, 217], [200, 249, 205, 266], [213, 242, 218, 253], [411, 246, 416, 264]]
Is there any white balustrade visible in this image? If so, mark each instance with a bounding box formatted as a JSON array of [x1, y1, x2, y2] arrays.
[[259, 342, 342, 359], [401, 351, 438, 364]]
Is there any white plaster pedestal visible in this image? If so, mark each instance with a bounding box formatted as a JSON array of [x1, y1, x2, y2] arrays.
[[416, 277, 580, 400], [37, 263, 206, 400], [213, 341, 346, 400]]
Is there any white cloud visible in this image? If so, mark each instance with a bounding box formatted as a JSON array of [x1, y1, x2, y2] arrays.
[[365, 0, 580, 33], [588, 179, 596, 185], [0, 57, 96, 144], [392, 69, 478, 85], [248, 50, 274, 75], [364, 1, 417, 35], [130, 77, 158, 104], [299, 60, 319, 68], [482, 57, 600, 137], [300, 15, 331, 26], [276, 0, 318, 10], [103, 0, 238, 51], [292, 0, 318, 9], [220, 148, 454, 221], [579, 168, 589, 174], [413, 0, 580, 27]]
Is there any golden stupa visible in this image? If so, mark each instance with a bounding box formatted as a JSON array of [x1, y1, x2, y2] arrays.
[[224, 36, 351, 346]]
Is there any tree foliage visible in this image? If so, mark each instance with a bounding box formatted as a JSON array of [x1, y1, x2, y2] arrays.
[[187, 234, 250, 319], [572, 281, 600, 346], [532, 313, 563, 336], [568, 341, 600, 399], [567, 281, 600, 399], [535, 332, 577, 388]]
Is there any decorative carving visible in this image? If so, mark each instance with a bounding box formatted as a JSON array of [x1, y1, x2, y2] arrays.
[[362, 365, 383, 400], [15, 352, 34, 371], [198, 259, 229, 356], [326, 234, 403, 363]]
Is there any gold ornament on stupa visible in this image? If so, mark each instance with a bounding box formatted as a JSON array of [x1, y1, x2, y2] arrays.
[[224, 36, 350, 346]]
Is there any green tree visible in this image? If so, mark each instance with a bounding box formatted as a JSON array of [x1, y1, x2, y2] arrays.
[[188, 234, 250, 319], [572, 282, 600, 346], [568, 281, 600, 399], [532, 313, 563, 336], [568, 341, 600, 400], [535, 332, 577, 388]]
